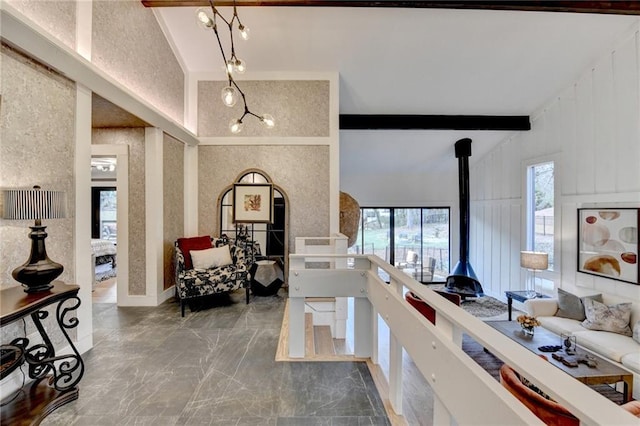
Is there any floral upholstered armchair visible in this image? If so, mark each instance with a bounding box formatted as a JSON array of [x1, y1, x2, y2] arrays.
[[174, 235, 257, 317]]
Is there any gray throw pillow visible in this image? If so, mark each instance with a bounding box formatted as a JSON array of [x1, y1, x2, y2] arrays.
[[633, 321, 640, 344], [555, 288, 602, 321], [581, 298, 633, 336]]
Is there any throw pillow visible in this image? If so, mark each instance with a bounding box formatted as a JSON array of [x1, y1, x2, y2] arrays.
[[190, 246, 233, 270], [633, 321, 640, 344], [581, 298, 633, 336], [177, 236, 212, 270], [210, 245, 233, 267], [555, 288, 602, 321]]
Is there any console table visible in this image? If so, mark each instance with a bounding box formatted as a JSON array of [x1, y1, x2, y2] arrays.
[[0, 281, 84, 425]]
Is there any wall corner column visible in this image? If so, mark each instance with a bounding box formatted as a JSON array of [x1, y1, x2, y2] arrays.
[[145, 127, 164, 305], [74, 83, 93, 353]]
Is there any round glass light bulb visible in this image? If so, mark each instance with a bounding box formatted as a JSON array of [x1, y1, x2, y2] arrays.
[[221, 86, 238, 107], [239, 25, 250, 40], [226, 60, 235, 75], [233, 58, 246, 74], [261, 114, 275, 129], [229, 118, 243, 134], [195, 8, 214, 29]]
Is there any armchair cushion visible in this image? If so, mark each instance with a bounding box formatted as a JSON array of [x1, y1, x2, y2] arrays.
[[177, 235, 213, 270], [191, 245, 233, 269]]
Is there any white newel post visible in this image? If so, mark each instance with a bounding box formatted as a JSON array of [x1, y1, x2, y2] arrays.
[[288, 255, 306, 358]]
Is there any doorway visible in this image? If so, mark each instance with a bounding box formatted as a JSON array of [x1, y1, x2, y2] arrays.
[[91, 145, 129, 305]]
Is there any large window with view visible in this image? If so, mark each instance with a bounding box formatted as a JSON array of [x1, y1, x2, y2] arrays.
[[348, 207, 450, 283], [526, 162, 554, 270]]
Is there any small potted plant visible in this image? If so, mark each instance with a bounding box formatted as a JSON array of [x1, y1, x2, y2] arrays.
[[516, 314, 541, 337]]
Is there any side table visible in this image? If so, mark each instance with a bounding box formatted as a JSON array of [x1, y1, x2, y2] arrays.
[[1, 281, 84, 425], [250, 259, 284, 296], [505, 290, 550, 321]]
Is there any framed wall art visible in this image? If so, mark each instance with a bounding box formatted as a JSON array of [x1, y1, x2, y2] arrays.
[[577, 208, 639, 284], [233, 183, 274, 224]]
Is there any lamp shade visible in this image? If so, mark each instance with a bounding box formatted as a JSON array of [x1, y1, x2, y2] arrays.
[[520, 251, 548, 271], [2, 187, 66, 220]]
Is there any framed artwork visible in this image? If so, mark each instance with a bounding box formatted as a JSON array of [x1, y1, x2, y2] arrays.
[[233, 183, 273, 224], [577, 208, 639, 284]]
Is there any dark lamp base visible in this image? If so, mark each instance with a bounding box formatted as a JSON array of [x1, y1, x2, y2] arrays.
[[12, 225, 64, 293], [13, 261, 62, 293]]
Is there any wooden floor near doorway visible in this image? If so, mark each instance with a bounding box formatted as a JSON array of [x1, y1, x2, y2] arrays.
[[92, 277, 116, 303]]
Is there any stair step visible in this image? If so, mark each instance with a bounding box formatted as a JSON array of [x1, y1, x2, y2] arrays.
[[313, 325, 336, 356], [305, 312, 315, 356]]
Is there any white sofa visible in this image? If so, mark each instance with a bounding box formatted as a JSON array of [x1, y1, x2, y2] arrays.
[[525, 293, 640, 400]]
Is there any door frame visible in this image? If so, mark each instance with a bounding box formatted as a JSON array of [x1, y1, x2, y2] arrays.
[[91, 144, 129, 305]]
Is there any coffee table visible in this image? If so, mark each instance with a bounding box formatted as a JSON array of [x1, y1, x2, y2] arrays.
[[487, 320, 633, 403]]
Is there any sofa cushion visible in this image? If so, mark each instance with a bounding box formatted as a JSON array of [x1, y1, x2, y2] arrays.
[[538, 316, 586, 336], [555, 289, 602, 321], [177, 236, 213, 270], [572, 329, 639, 363], [621, 351, 640, 374], [582, 299, 632, 336]]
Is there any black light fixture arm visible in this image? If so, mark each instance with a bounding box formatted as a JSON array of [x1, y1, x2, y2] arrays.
[[204, 0, 269, 132]]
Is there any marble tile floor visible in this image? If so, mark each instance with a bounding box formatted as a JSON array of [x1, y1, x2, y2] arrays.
[[42, 291, 390, 426]]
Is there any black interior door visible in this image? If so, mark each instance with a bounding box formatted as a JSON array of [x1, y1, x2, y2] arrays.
[[266, 197, 285, 260]]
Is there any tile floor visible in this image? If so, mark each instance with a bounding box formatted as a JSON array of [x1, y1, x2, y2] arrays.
[[43, 291, 390, 426]]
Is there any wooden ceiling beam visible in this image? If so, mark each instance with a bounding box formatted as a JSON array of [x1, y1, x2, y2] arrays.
[[141, 1, 640, 15], [339, 114, 531, 130]]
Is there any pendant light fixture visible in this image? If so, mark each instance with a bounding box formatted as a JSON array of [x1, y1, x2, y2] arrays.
[[196, 1, 275, 134]]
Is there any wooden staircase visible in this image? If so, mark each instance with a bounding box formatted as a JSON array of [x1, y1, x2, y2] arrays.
[[307, 313, 337, 356]]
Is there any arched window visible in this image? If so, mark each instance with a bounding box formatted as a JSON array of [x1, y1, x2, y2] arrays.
[[219, 171, 287, 265]]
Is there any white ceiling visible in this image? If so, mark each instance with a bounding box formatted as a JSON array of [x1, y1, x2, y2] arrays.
[[154, 6, 638, 168]]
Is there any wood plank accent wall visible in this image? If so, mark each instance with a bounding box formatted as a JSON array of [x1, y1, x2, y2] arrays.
[[469, 29, 640, 301]]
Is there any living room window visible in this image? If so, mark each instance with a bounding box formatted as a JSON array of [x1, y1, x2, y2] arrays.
[[349, 207, 450, 283], [526, 161, 555, 271]]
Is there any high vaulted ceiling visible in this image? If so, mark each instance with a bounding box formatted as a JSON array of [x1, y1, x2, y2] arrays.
[[148, 3, 638, 169]]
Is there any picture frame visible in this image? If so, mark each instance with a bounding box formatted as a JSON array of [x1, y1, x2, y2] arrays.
[[577, 208, 639, 285], [233, 183, 274, 224]]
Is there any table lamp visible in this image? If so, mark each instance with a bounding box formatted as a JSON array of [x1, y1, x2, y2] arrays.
[[2, 186, 66, 293], [520, 251, 548, 297]]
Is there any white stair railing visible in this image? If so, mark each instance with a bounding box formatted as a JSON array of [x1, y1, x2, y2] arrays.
[[294, 234, 349, 338], [289, 252, 637, 425]]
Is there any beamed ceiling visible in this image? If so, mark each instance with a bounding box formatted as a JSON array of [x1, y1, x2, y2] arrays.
[[124, 1, 640, 171], [142, 1, 640, 15]]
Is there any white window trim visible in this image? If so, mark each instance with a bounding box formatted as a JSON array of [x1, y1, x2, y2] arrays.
[[522, 154, 561, 293]]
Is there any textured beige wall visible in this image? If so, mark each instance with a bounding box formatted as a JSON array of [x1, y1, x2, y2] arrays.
[[92, 128, 146, 295], [197, 145, 330, 249], [0, 46, 76, 289], [92, 0, 184, 125], [163, 134, 184, 290], [0, 46, 76, 347], [6, 0, 76, 50], [198, 81, 330, 137]]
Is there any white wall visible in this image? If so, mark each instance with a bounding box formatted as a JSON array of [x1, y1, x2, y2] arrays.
[[471, 28, 640, 301]]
